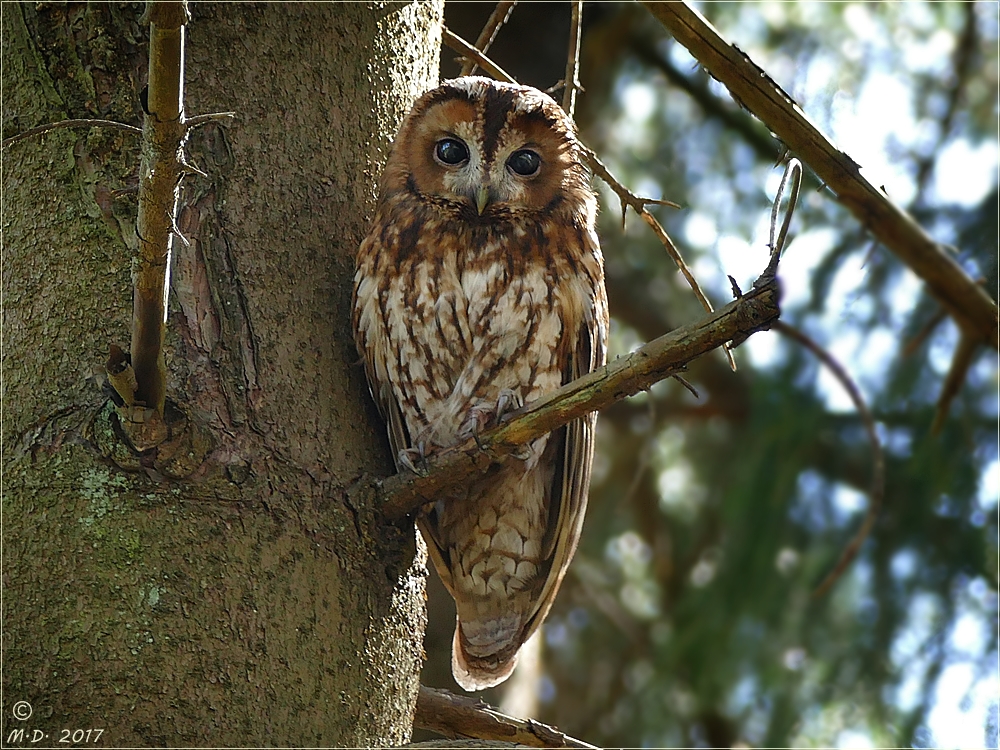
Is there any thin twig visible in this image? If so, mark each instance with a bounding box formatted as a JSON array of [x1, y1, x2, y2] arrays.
[[1, 119, 142, 149], [641, 0, 999, 350], [931, 332, 980, 435], [414, 685, 598, 749], [578, 144, 728, 355], [443, 27, 516, 84], [381, 276, 781, 521], [759, 158, 802, 284], [562, 1, 584, 117], [772, 321, 885, 599], [639, 207, 737, 371], [770, 159, 801, 258], [902, 309, 948, 358], [184, 111, 236, 128], [672, 374, 699, 398], [578, 141, 680, 218], [460, 1, 517, 76]]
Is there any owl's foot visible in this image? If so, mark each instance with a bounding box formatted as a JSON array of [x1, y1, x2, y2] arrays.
[[494, 388, 523, 422], [458, 406, 492, 443], [397, 442, 431, 476], [458, 389, 524, 443]]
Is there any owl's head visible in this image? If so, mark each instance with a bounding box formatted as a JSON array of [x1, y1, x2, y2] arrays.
[[383, 77, 590, 220]]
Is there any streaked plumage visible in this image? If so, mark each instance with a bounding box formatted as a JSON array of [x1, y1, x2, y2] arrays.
[[352, 77, 608, 691]]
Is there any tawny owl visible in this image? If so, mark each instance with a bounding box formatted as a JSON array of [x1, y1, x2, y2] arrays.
[[352, 77, 608, 691]]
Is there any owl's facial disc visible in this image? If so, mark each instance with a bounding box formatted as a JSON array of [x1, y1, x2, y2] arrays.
[[399, 87, 574, 219]]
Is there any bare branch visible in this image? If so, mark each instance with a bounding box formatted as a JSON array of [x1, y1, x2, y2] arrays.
[[381, 277, 780, 521], [443, 28, 517, 84], [562, 1, 584, 117], [771, 322, 885, 599], [578, 141, 679, 217], [1, 119, 141, 150], [931, 332, 980, 435], [184, 111, 236, 128], [130, 0, 188, 418], [638, 207, 737, 371], [414, 685, 599, 749], [461, 1, 518, 76], [769, 159, 802, 260], [641, 1, 999, 350]]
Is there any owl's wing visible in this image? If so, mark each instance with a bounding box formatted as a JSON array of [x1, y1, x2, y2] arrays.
[[375, 378, 412, 469], [524, 281, 609, 642], [353, 240, 414, 469]]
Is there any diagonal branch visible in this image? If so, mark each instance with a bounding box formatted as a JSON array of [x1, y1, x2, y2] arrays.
[[414, 685, 598, 749], [773, 321, 886, 599], [640, 1, 999, 351], [930, 331, 980, 435], [444, 28, 517, 84], [381, 275, 780, 521], [460, 1, 517, 77]]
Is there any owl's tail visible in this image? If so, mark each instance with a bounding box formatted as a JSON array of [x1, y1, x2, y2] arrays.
[[450, 613, 523, 691]]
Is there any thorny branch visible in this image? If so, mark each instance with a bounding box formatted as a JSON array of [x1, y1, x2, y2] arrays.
[[415, 685, 598, 749]]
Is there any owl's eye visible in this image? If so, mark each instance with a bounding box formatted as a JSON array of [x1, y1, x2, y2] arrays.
[[435, 138, 469, 166], [506, 150, 541, 177]]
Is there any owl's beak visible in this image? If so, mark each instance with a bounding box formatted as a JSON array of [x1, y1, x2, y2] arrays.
[[475, 186, 490, 215]]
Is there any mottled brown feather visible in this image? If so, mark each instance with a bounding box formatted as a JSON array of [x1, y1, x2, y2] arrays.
[[352, 77, 608, 691]]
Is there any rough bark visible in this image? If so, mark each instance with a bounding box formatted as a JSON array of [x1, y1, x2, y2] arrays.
[[2, 2, 442, 745]]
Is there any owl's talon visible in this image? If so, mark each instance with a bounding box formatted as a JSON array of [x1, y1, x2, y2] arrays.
[[495, 388, 523, 423], [459, 390, 523, 442], [398, 443, 430, 476], [458, 406, 492, 443]]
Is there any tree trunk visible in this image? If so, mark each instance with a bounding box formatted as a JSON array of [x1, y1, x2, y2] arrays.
[[2, 2, 442, 744]]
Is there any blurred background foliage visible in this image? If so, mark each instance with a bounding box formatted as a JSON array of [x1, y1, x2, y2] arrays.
[[417, 3, 999, 748]]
